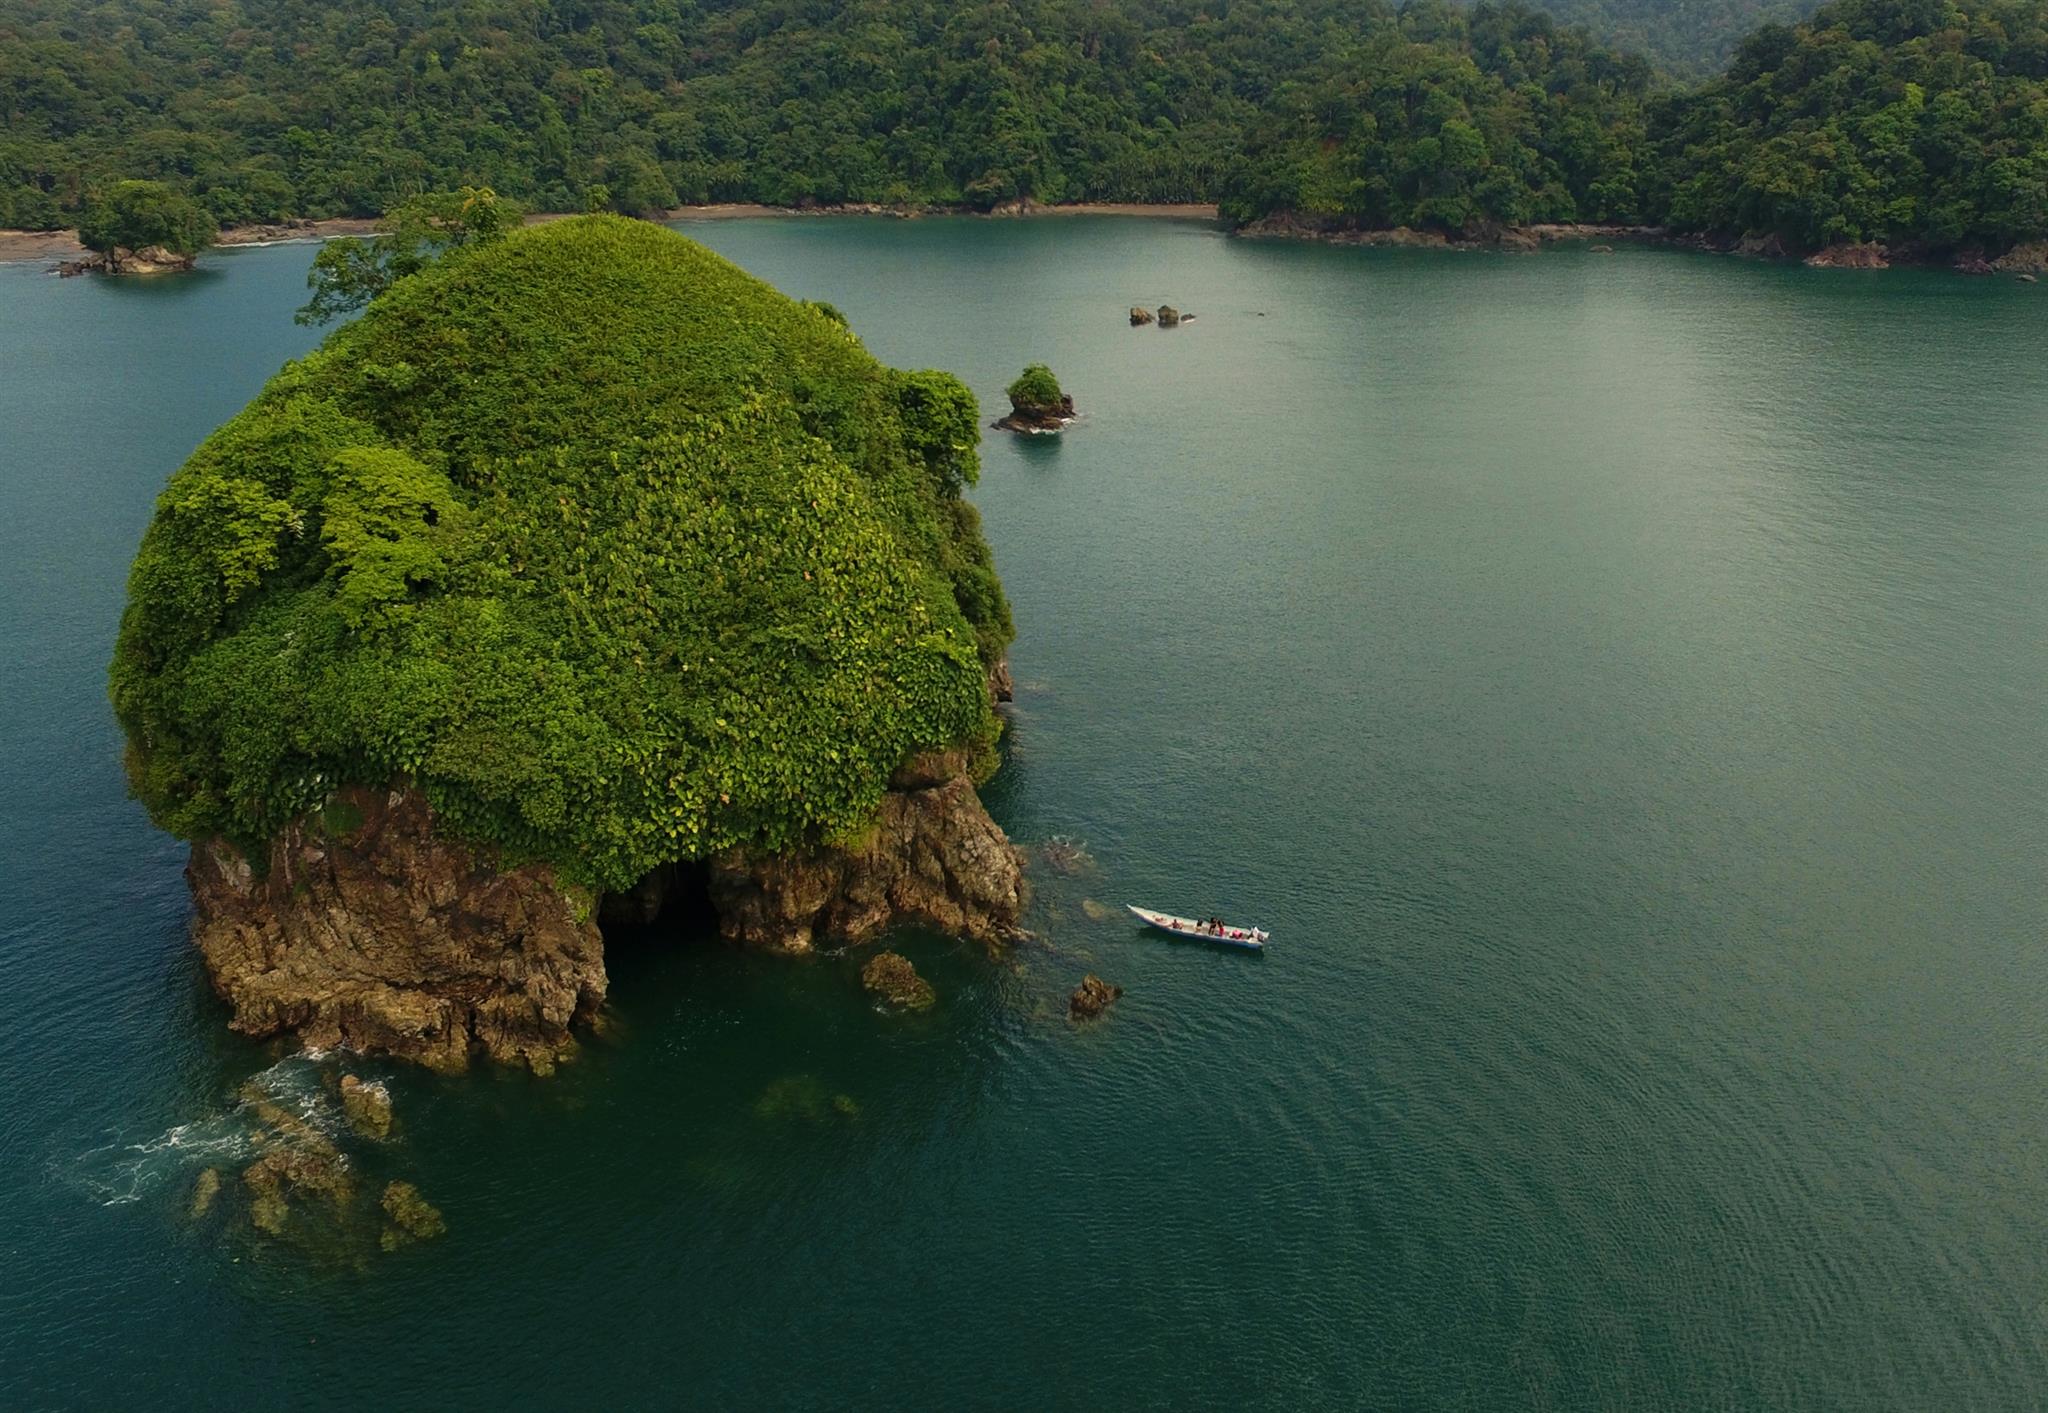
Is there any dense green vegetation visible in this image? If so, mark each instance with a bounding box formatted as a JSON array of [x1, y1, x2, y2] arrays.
[[76, 179, 216, 256], [297, 187, 518, 324], [1528, 0, 1819, 76], [110, 217, 1012, 889], [1647, 0, 2048, 252], [1006, 365, 1065, 410], [1214, 4, 1657, 232], [6, 0, 2046, 258]]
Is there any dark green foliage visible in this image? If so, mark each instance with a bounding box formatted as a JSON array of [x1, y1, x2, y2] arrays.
[[6, 0, 2045, 258], [1646, 0, 2048, 250], [1216, 4, 1657, 231], [1006, 365, 1065, 412], [298, 187, 515, 326], [77, 179, 216, 255], [110, 217, 1011, 888], [1520, 0, 1822, 77]]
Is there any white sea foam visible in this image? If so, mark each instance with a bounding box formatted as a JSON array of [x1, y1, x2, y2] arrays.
[[68, 1052, 349, 1206]]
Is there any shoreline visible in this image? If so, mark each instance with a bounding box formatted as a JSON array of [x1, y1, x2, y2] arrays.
[[6, 205, 2038, 278], [0, 203, 1222, 266], [666, 200, 1220, 222]]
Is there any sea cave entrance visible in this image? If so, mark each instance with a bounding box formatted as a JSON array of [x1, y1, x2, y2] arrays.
[[596, 859, 719, 952]]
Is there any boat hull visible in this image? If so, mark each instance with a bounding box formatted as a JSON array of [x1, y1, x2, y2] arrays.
[[1126, 904, 1267, 950]]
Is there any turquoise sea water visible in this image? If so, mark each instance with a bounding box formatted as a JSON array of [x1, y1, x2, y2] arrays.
[[2, 218, 2045, 1409]]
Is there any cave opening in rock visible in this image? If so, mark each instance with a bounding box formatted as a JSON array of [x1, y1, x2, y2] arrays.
[[596, 859, 718, 950]]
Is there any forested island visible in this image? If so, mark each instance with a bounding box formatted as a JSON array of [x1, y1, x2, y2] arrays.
[[4, 0, 2047, 265], [110, 215, 1026, 1069]]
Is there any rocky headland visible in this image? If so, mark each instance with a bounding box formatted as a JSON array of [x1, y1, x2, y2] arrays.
[[114, 216, 1026, 1072]]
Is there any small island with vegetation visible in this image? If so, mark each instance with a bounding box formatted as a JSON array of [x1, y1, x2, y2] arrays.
[[992, 364, 1076, 435], [57, 179, 215, 276], [109, 214, 1025, 1072]]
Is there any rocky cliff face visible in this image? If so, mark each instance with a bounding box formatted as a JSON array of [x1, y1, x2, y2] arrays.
[[189, 760, 1025, 1066], [188, 787, 605, 1073], [707, 752, 1026, 953]]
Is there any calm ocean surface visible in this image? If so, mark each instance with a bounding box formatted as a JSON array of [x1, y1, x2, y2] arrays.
[[1, 218, 2044, 1409]]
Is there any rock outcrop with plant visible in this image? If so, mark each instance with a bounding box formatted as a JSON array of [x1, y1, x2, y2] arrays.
[[992, 364, 1075, 434], [112, 216, 1022, 1068]]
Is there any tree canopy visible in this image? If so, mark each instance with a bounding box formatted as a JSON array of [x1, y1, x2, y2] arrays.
[[110, 216, 1012, 891], [7, 0, 2047, 257], [297, 186, 517, 325], [1006, 365, 1065, 411], [77, 179, 216, 256]]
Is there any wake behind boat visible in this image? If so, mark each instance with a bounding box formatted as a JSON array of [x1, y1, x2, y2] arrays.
[[1127, 904, 1269, 950]]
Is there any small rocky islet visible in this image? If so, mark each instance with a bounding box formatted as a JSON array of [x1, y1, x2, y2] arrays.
[[111, 216, 1029, 1075], [990, 362, 1076, 435]]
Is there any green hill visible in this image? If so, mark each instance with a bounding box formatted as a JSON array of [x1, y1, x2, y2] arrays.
[[109, 215, 1011, 891]]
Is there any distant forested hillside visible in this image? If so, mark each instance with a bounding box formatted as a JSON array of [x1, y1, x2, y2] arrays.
[[1520, 0, 1821, 76], [0, 0, 1435, 226], [2, 0, 2044, 258], [1647, 0, 2048, 251]]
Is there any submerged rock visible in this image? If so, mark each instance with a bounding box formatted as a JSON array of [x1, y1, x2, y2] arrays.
[[1069, 974, 1123, 1020], [241, 1128, 355, 1237], [188, 1167, 222, 1220], [379, 1180, 445, 1250], [754, 1073, 862, 1122], [190, 787, 605, 1073], [339, 1074, 393, 1140], [1039, 836, 1095, 875], [861, 951, 937, 1011]]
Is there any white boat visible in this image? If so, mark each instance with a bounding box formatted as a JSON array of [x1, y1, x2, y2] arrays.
[[1126, 904, 1268, 950]]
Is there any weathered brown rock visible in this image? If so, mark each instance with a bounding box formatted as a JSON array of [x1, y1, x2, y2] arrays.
[[188, 786, 606, 1073], [1156, 305, 1181, 327], [1069, 974, 1123, 1020], [339, 1074, 393, 1140], [987, 657, 1014, 703], [708, 756, 1025, 953], [1805, 241, 1889, 269], [861, 951, 936, 1010], [1129, 305, 1155, 325], [1992, 242, 2048, 273], [56, 244, 198, 277], [993, 393, 1077, 434]]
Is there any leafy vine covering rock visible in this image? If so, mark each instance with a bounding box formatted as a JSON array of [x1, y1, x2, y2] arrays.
[[110, 216, 1024, 1066], [112, 215, 1012, 893]]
